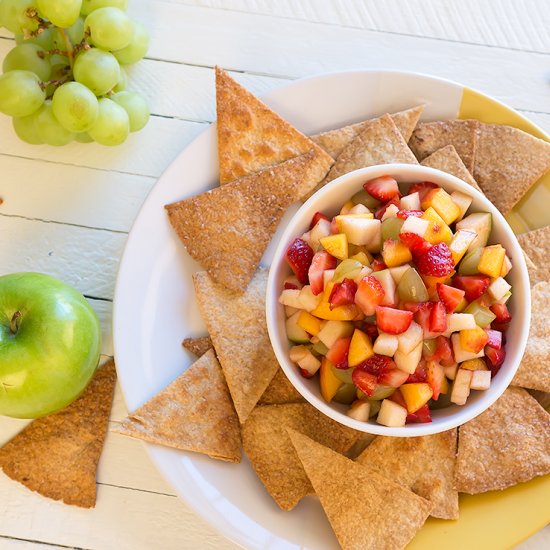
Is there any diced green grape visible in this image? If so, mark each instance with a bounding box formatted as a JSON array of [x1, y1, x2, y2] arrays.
[[422, 338, 437, 359], [0, 70, 45, 117], [397, 267, 429, 302], [73, 48, 120, 96], [458, 247, 483, 275], [351, 188, 380, 209], [113, 21, 149, 64], [331, 364, 354, 385], [26, 26, 57, 49], [75, 132, 93, 142], [464, 301, 496, 328], [12, 113, 43, 144], [52, 81, 98, 132], [3, 43, 51, 81], [332, 383, 357, 405], [367, 399, 381, 417], [113, 66, 127, 91], [88, 97, 129, 145], [311, 340, 328, 356], [368, 384, 395, 401], [85, 7, 133, 51], [80, 0, 127, 16], [37, 0, 81, 28], [52, 16, 86, 45], [332, 259, 363, 283], [111, 91, 148, 132], [381, 217, 404, 241], [0, 0, 39, 34], [34, 101, 75, 145]]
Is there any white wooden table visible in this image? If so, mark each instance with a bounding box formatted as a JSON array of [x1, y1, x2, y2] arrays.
[[0, 1, 548, 548]]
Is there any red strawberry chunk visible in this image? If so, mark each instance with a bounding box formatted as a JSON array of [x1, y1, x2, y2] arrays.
[[413, 301, 433, 329], [310, 211, 330, 230], [397, 209, 424, 219], [374, 196, 400, 220], [285, 238, 314, 284], [485, 329, 502, 350], [435, 336, 455, 366], [326, 337, 351, 369], [284, 282, 299, 290], [491, 321, 510, 333], [356, 354, 395, 376], [416, 242, 454, 277], [452, 275, 490, 302], [377, 367, 409, 388], [408, 181, 439, 201], [402, 301, 425, 313], [484, 345, 506, 377], [406, 360, 428, 383], [361, 322, 379, 341], [299, 368, 315, 379], [490, 303, 512, 323], [375, 306, 413, 335], [406, 403, 432, 424], [355, 275, 385, 316], [330, 218, 340, 234], [429, 302, 447, 333], [364, 175, 401, 202], [437, 283, 465, 313], [351, 369, 377, 396], [329, 278, 358, 309], [372, 258, 387, 272], [389, 388, 407, 408], [308, 250, 337, 295], [399, 232, 431, 255]]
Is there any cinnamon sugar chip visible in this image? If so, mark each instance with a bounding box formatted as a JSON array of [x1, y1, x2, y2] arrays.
[[288, 428, 432, 550], [455, 387, 550, 494], [258, 367, 305, 405], [0, 360, 116, 508], [182, 336, 213, 357], [242, 403, 360, 511], [114, 350, 241, 463], [356, 430, 459, 519], [517, 225, 550, 286]]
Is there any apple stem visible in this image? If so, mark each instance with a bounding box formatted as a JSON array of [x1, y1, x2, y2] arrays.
[[10, 311, 21, 335]]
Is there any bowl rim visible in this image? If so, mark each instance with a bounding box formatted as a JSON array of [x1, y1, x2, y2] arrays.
[[266, 163, 531, 436]]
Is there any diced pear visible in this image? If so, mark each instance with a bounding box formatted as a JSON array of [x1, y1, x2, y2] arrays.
[[500, 255, 512, 277], [389, 264, 411, 284], [450, 368, 473, 405], [353, 266, 373, 282], [348, 328, 375, 367], [449, 230, 477, 265], [421, 207, 453, 244], [446, 313, 477, 334], [381, 203, 399, 221], [320, 357, 343, 402], [300, 230, 312, 245], [371, 269, 397, 306], [320, 233, 348, 260], [377, 399, 408, 427], [373, 332, 399, 356], [348, 203, 370, 215], [400, 191, 421, 211], [347, 400, 371, 421], [297, 350, 321, 377], [289, 345, 310, 363], [317, 320, 354, 348], [285, 305, 299, 318], [400, 383, 433, 413], [450, 190, 473, 221], [451, 333, 485, 363], [298, 285, 322, 312], [279, 289, 303, 309], [443, 363, 458, 380], [310, 218, 332, 250], [478, 245, 506, 279], [394, 341, 423, 374], [297, 311, 322, 336], [323, 269, 336, 289], [400, 216, 429, 238], [334, 217, 380, 247], [488, 277, 512, 301], [286, 312, 311, 343], [397, 321, 423, 355], [456, 212, 492, 252], [470, 370, 491, 391]]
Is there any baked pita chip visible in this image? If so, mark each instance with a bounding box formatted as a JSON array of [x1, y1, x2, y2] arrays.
[[182, 336, 213, 357], [517, 225, 550, 286], [166, 152, 315, 293], [114, 350, 241, 463], [0, 359, 116, 508], [455, 387, 550, 494], [193, 269, 279, 423], [288, 428, 432, 550], [356, 430, 458, 519], [512, 282, 550, 392], [474, 124, 550, 214], [242, 403, 360, 511], [310, 105, 424, 160], [409, 119, 479, 172], [529, 390, 550, 411], [258, 367, 305, 405], [215, 66, 333, 188], [420, 145, 482, 193]]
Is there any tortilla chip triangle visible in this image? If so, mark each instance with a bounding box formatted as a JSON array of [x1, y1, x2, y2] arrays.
[[193, 269, 279, 423], [512, 282, 550, 392], [258, 367, 305, 405], [474, 124, 550, 214], [287, 428, 432, 550], [0, 359, 116, 508], [182, 336, 213, 357], [166, 151, 315, 293], [242, 403, 360, 511], [517, 225, 550, 287], [455, 387, 550, 494], [310, 105, 424, 160], [215, 66, 333, 188], [114, 349, 241, 463], [356, 430, 459, 519]]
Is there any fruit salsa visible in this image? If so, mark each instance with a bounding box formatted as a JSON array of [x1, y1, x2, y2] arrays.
[[279, 176, 513, 427]]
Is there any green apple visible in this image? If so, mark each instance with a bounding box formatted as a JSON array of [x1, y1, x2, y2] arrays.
[[0, 272, 101, 419]]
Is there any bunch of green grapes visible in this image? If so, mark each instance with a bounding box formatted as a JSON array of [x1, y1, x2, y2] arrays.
[[0, 0, 150, 146]]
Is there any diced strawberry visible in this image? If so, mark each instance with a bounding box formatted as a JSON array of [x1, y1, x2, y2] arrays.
[[426, 360, 446, 400], [299, 368, 315, 379], [437, 283, 465, 313], [308, 251, 337, 295], [330, 218, 339, 234], [375, 306, 413, 335], [351, 369, 377, 396], [490, 303, 512, 324], [491, 321, 510, 333], [389, 388, 407, 408], [397, 209, 424, 219], [408, 181, 439, 201], [429, 302, 447, 333], [284, 282, 298, 290], [364, 175, 401, 202], [452, 275, 491, 302], [406, 360, 428, 383], [356, 354, 395, 376], [374, 196, 400, 220], [285, 238, 314, 284], [355, 275, 385, 316], [484, 345, 506, 377], [416, 243, 454, 277], [413, 301, 433, 330], [485, 329, 502, 350], [377, 367, 409, 388], [310, 211, 330, 230], [406, 403, 432, 424], [399, 232, 431, 255], [402, 301, 425, 313], [360, 321, 379, 341], [435, 336, 454, 366], [326, 337, 352, 369], [329, 278, 358, 309], [372, 258, 387, 272]]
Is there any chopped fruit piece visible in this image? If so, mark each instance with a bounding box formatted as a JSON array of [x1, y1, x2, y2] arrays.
[[451, 333, 485, 363], [416, 242, 454, 277], [397, 321, 423, 355], [332, 259, 364, 283], [279, 288, 303, 309], [488, 277, 511, 301], [381, 217, 405, 241], [437, 283, 465, 313], [377, 399, 407, 427], [435, 336, 454, 366], [408, 181, 439, 201], [286, 312, 310, 343], [311, 285, 362, 321], [320, 233, 348, 260], [375, 306, 413, 335], [429, 302, 448, 333], [289, 345, 310, 363], [399, 232, 431, 255], [371, 258, 387, 272], [323, 269, 336, 289], [400, 215, 429, 238], [309, 218, 333, 250], [381, 204, 400, 220], [356, 354, 395, 376], [310, 211, 330, 230], [420, 271, 455, 294], [450, 368, 472, 405], [381, 239, 412, 267], [285, 238, 314, 284], [421, 207, 453, 245], [284, 305, 299, 318], [485, 329, 502, 349], [449, 230, 477, 265], [478, 245, 506, 278], [312, 340, 329, 356], [406, 403, 432, 424], [371, 269, 397, 306], [421, 187, 461, 225], [406, 360, 428, 383], [470, 370, 491, 391], [452, 275, 490, 302], [459, 326, 489, 353], [450, 191, 473, 221], [369, 384, 396, 400], [397, 209, 424, 220], [458, 248, 483, 275], [339, 200, 355, 215], [349, 252, 370, 266], [394, 341, 423, 374], [500, 255, 512, 277], [308, 251, 337, 295], [335, 215, 378, 245], [375, 197, 400, 221], [400, 383, 433, 413], [354, 275, 385, 315], [426, 361, 445, 400], [363, 175, 400, 202], [351, 188, 381, 208], [360, 322, 379, 341], [411, 302, 434, 335], [443, 363, 458, 380], [456, 212, 492, 252], [389, 264, 411, 284], [348, 329, 375, 367], [446, 313, 477, 333], [297, 311, 322, 336], [283, 274, 302, 290], [490, 302, 512, 324], [352, 368, 377, 397], [378, 367, 409, 388], [484, 346, 506, 376], [347, 400, 371, 421], [461, 358, 488, 371], [463, 301, 496, 328], [298, 285, 322, 312], [317, 320, 354, 349], [348, 203, 371, 215], [326, 337, 352, 369], [320, 357, 343, 402], [373, 332, 399, 356], [329, 278, 358, 309], [300, 231, 312, 245], [399, 191, 421, 211], [296, 350, 321, 378]]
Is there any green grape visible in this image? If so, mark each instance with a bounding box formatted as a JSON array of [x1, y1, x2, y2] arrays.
[[0, 0, 39, 34], [88, 97, 128, 145], [37, 0, 81, 28], [113, 66, 127, 91], [73, 48, 120, 96], [21, 26, 57, 50], [75, 131, 93, 142], [12, 113, 43, 144], [113, 21, 148, 65], [0, 70, 45, 117], [111, 91, 148, 132], [3, 43, 51, 81], [80, 0, 127, 16], [65, 16, 85, 44], [34, 101, 75, 145], [85, 7, 133, 51], [52, 81, 98, 132]]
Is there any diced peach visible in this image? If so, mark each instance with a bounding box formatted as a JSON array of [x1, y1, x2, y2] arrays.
[[478, 245, 506, 279], [319, 357, 343, 402], [339, 200, 355, 215], [320, 233, 348, 260], [426, 361, 446, 400], [297, 311, 322, 336], [421, 188, 461, 225], [459, 326, 489, 353], [461, 358, 489, 371], [421, 207, 453, 244], [421, 271, 455, 293], [400, 383, 433, 413], [381, 239, 413, 268], [348, 328, 375, 367], [349, 251, 370, 266]]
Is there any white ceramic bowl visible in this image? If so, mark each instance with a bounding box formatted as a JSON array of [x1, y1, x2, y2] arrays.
[[266, 163, 531, 436]]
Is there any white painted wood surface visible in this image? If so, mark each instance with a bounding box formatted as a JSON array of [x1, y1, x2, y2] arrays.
[[0, 0, 548, 548]]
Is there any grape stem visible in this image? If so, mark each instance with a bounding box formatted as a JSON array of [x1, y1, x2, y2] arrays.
[[58, 28, 75, 70], [40, 75, 72, 94]]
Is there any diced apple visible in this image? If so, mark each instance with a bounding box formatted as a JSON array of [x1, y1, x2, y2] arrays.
[[381, 203, 400, 221], [445, 313, 477, 334], [310, 218, 332, 250], [320, 357, 343, 402], [451, 333, 485, 363], [501, 255, 512, 277], [400, 216, 429, 238], [317, 320, 354, 349], [348, 328, 375, 367], [323, 269, 336, 289], [456, 212, 492, 252], [335, 217, 380, 247], [347, 400, 371, 421], [400, 191, 421, 211], [373, 332, 399, 356], [494, 291, 511, 305], [371, 269, 396, 306], [443, 363, 458, 380], [279, 288, 303, 309], [285, 305, 299, 318], [300, 231, 312, 245], [297, 311, 322, 336], [470, 369, 491, 391], [397, 321, 423, 355], [449, 229, 477, 265], [320, 233, 348, 260], [286, 312, 311, 343], [450, 368, 473, 405], [348, 203, 370, 215], [394, 341, 423, 374], [377, 399, 408, 427], [488, 277, 511, 301], [450, 191, 473, 221], [353, 266, 373, 282], [296, 350, 321, 378], [289, 345, 310, 363], [389, 265, 411, 284], [298, 285, 322, 312]]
